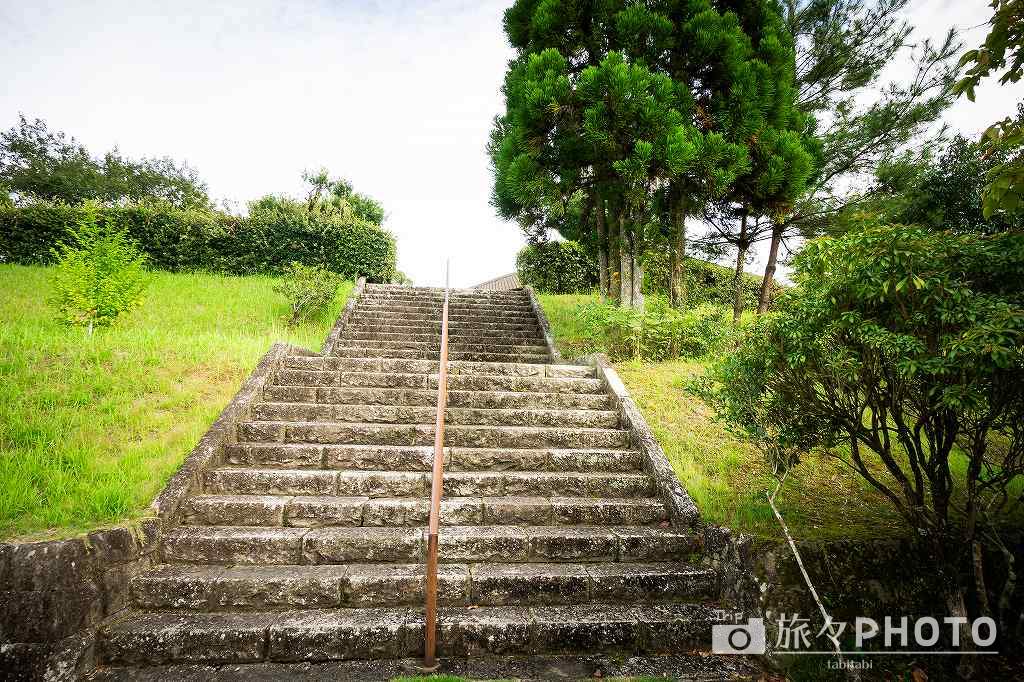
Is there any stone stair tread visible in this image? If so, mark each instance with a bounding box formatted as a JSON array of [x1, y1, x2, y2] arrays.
[[87, 653, 763, 682], [251, 403, 620, 428], [279, 357, 594, 378], [180, 493, 668, 528], [129, 562, 715, 611], [262, 386, 612, 410], [202, 468, 654, 498], [99, 602, 723, 665], [161, 525, 699, 565], [223, 444, 643, 472]]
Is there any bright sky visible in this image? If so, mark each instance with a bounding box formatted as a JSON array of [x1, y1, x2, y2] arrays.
[[1, 0, 1020, 287]]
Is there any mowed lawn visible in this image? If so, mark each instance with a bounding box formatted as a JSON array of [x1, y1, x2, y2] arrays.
[[538, 293, 905, 540], [0, 264, 352, 539]]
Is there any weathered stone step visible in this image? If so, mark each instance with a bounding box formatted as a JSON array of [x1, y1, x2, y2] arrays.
[[88, 652, 764, 682], [332, 338, 549, 356], [99, 602, 718, 665], [272, 371, 603, 394], [180, 494, 666, 527], [161, 525, 699, 565], [352, 308, 539, 323], [237, 421, 630, 449], [331, 347, 550, 364], [223, 444, 642, 473], [202, 468, 654, 498], [340, 328, 545, 343], [280, 356, 594, 378], [361, 289, 529, 302], [130, 562, 714, 611], [264, 386, 612, 410], [355, 302, 537, 316], [251, 403, 620, 429], [344, 318, 542, 333]]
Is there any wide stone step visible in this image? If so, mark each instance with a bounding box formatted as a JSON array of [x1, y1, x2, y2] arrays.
[[130, 562, 714, 611], [180, 494, 667, 527], [161, 525, 699, 565], [331, 338, 549, 355], [355, 302, 537, 316], [263, 386, 612, 410], [88, 653, 763, 681], [250, 403, 620, 428], [280, 356, 594, 378], [272, 371, 603, 394], [345, 318, 542, 333], [351, 308, 539, 324], [237, 421, 630, 449], [340, 328, 546, 344], [331, 333, 548, 350], [356, 301, 538, 315], [223, 444, 643, 473], [202, 469, 654, 498], [361, 290, 529, 303], [330, 347, 550, 363], [99, 602, 719, 665]]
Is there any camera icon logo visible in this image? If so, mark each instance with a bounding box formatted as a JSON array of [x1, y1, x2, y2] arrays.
[[712, 618, 766, 654]]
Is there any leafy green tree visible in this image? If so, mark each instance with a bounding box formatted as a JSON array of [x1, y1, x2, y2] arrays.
[[491, 0, 772, 310], [1, 115, 209, 209], [956, 0, 1024, 217], [699, 224, 1024, 645], [875, 134, 1024, 234], [709, 0, 959, 314], [49, 205, 148, 333], [302, 168, 385, 225]]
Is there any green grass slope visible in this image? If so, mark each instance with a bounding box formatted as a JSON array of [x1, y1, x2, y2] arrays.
[[538, 293, 904, 540], [0, 264, 352, 539]]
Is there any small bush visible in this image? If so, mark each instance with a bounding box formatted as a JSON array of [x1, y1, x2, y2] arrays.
[[49, 206, 148, 332], [273, 261, 342, 327], [517, 240, 598, 293], [576, 297, 738, 361]]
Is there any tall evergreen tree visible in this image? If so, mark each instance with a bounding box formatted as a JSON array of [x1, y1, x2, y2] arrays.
[[738, 0, 959, 314], [490, 0, 779, 310]]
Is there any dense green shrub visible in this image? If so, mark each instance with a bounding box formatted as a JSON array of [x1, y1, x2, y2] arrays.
[[49, 206, 148, 332], [576, 296, 739, 361], [273, 261, 342, 327], [642, 249, 776, 309], [0, 201, 397, 281], [516, 240, 598, 293]]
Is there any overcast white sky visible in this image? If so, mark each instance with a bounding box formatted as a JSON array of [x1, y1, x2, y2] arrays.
[[1, 0, 1019, 286]]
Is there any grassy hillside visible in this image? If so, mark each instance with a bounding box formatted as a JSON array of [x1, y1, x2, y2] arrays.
[[538, 293, 905, 540], [0, 265, 352, 539]]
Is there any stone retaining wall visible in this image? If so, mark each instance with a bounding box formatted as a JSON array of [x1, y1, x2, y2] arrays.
[[0, 520, 159, 680]]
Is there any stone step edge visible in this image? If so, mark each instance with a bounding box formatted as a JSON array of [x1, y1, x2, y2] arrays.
[[99, 602, 724, 665], [85, 652, 763, 682], [128, 561, 714, 610]]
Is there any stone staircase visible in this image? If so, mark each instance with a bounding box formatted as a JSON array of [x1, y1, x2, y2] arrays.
[[91, 284, 756, 679]]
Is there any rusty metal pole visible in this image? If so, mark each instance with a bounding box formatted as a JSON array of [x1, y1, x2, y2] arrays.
[[423, 261, 450, 670]]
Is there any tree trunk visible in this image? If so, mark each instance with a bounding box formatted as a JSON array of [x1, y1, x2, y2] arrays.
[[732, 209, 749, 323], [619, 214, 633, 308], [669, 199, 687, 308], [595, 193, 609, 300], [631, 241, 645, 312], [608, 202, 621, 305], [757, 222, 782, 314]]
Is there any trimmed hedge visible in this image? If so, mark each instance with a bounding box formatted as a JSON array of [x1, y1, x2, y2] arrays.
[[0, 202, 397, 281], [516, 240, 598, 293]]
